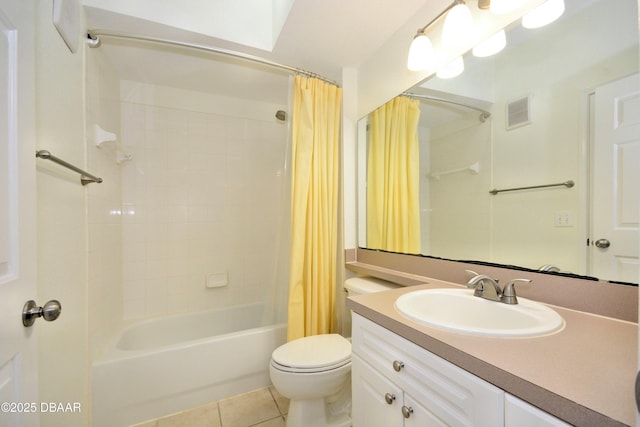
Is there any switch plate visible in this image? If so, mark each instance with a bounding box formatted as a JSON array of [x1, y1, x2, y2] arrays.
[[554, 211, 574, 227]]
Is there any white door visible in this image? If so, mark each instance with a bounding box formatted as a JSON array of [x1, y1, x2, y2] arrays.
[[591, 73, 640, 283], [0, 1, 38, 426]]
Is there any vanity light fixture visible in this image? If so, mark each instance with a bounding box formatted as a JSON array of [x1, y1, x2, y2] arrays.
[[522, 0, 565, 28], [472, 29, 506, 57], [442, 0, 474, 47], [437, 56, 465, 79], [407, 0, 463, 71], [407, 31, 435, 71]]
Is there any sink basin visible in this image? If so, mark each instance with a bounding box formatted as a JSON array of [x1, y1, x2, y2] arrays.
[[394, 288, 564, 337]]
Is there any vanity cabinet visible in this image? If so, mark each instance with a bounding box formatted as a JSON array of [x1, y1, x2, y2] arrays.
[[352, 313, 572, 427], [351, 313, 504, 426]]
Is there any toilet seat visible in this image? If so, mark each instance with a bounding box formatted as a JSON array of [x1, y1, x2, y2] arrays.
[[271, 334, 351, 373]]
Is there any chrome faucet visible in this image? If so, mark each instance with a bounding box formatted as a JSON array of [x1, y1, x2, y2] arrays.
[[465, 270, 531, 305], [539, 264, 561, 272]]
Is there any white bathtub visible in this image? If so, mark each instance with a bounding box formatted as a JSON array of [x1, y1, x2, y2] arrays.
[[92, 303, 287, 427]]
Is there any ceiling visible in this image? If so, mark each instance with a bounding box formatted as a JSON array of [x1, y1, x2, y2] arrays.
[[84, 0, 436, 103], [269, 0, 432, 78]]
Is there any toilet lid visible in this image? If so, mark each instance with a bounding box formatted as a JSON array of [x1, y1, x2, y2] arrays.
[[271, 334, 351, 372]]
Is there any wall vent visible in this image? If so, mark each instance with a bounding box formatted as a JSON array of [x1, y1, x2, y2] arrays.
[[506, 95, 532, 130]]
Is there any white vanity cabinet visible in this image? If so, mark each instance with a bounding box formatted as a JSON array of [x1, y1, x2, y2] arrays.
[[505, 394, 571, 427], [351, 313, 504, 426], [351, 313, 573, 427]]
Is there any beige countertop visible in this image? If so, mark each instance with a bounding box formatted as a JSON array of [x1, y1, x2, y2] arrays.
[[347, 279, 638, 427]]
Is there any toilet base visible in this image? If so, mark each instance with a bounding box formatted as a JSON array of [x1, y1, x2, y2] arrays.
[[286, 398, 351, 427]]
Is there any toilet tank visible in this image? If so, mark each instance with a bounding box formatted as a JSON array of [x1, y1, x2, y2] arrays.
[[343, 277, 401, 338], [344, 276, 401, 297]]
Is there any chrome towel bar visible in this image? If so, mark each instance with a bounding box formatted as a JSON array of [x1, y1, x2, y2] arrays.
[[35, 150, 103, 185], [490, 180, 574, 195]]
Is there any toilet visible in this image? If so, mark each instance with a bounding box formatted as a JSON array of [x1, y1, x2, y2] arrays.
[[269, 276, 400, 427]]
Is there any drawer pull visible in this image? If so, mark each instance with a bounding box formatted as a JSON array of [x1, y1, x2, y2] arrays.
[[392, 360, 405, 372], [402, 405, 414, 419], [384, 393, 396, 405]]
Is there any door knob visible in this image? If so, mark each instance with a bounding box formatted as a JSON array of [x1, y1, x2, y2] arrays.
[[594, 238, 611, 249], [384, 393, 396, 405], [22, 300, 62, 327]]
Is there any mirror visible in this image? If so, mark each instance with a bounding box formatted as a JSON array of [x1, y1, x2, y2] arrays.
[[358, 0, 639, 285]]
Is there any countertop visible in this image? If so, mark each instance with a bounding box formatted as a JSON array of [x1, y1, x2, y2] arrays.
[[347, 279, 638, 427]]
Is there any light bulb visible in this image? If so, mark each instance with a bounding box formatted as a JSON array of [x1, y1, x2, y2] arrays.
[[489, 0, 527, 15], [522, 0, 565, 29], [437, 56, 464, 79], [472, 29, 506, 57], [442, 2, 474, 47], [407, 33, 434, 71]]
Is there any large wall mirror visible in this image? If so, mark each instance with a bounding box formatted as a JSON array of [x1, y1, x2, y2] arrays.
[[358, 0, 639, 285]]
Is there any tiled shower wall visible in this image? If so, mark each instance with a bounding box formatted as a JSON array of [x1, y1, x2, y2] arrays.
[[86, 48, 124, 360], [119, 86, 289, 320]]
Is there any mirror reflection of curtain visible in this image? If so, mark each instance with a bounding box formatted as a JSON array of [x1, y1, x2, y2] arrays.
[[367, 96, 421, 253], [287, 76, 342, 341]]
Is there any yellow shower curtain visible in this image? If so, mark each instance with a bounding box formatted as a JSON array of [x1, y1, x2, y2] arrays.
[[367, 96, 421, 254], [287, 76, 342, 341]]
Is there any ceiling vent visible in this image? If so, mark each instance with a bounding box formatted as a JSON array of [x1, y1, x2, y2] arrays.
[[506, 95, 532, 130]]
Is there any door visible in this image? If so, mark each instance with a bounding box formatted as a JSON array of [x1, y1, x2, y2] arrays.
[[591, 73, 640, 283], [0, 1, 38, 426]]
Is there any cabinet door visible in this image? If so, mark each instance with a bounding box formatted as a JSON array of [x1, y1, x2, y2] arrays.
[[352, 354, 403, 427], [403, 393, 448, 427], [505, 394, 571, 427]]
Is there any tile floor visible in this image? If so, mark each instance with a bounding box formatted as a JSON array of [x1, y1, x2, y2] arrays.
[[131, 387, 289, 427]]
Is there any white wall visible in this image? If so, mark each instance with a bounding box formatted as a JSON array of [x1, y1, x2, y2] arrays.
[[342, 68, 358, 250], [35, 1, 89, 425]]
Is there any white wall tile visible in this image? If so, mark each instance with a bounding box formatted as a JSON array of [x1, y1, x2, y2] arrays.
[[118, 92, 288, 322]]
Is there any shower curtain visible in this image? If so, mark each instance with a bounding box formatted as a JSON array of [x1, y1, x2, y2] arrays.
[[287, 76, 342, 341], [367, 96, 421, 254]]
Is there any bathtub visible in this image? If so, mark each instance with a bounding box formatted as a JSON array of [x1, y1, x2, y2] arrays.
[[92, 303, 287, 427]]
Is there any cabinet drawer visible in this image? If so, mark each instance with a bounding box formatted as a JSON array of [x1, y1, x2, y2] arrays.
[[352, 313, 504, 427]]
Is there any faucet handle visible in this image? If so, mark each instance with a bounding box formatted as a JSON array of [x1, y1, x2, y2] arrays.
[[502, 279, 531, 305], [464, 270, 480, 288], [465, 269, 479, 277]]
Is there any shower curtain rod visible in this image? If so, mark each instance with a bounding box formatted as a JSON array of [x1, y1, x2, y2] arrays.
[[86, 30, 339, 87], [403, 92, 491, 122]]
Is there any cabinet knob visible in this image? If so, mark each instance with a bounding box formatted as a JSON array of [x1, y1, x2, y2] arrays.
[[384, 393, 396, 405], [402, 405, 413, 419], [392, 360, 404, 372]]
